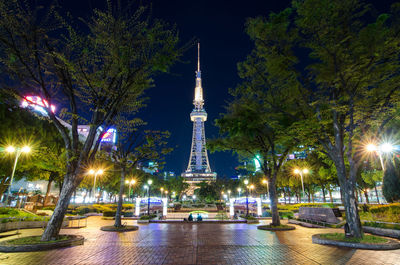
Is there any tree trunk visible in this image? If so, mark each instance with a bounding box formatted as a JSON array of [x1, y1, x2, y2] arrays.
[[283, 188, 287, 204], [364, 190, 369, 204], [336, 161, 363, 238], [328, 188, 333, 203], [288, 187, 291, 204], [41, 174, 77, 241], [114, 167, 126, 227], [374, 185, 380, 204], [268, 178, 280, 226], [44, 172, 56, 206], [321, 185, 326, 203]]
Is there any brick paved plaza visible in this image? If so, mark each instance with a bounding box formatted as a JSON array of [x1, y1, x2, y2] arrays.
[[0, 216, 399, 265]]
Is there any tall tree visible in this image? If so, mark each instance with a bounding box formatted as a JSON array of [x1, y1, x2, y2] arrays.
[[0, 1, 183, 240], [110, 129, 172, 227], [210, 91, 300, 225], [244, 0, 400, 238]]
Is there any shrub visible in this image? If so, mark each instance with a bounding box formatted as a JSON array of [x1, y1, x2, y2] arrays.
[[369, 203, 400, 214], [122, 211, 134, 217], [139, 214, 157, 220], [76, 206, 96, 215], [0, 208, 19, 215], [103, 210, 116, 217]]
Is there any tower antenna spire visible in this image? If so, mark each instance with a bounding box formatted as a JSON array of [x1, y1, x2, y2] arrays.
[[197, 42, 200, 72]]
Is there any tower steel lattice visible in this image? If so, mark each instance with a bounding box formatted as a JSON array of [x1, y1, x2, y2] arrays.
[[182, 43, 216, 191]]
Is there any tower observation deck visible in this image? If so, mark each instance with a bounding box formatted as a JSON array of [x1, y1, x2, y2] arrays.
[[182, 43, 217, 194]]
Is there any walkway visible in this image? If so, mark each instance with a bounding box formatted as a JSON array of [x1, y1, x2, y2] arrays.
[[0, 216, 399, 264]]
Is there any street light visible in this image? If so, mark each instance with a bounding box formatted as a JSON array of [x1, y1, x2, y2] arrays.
[[365, 142, 394, 171], [160, 187, 164, 198], [227, 190, 231, 201], [88, 168, 104, 203], [4, 145, 31, 205], [125, 179, 136, 202], [293, 168, 308, 203], [262, 179, 269, 200], [244, 179, 249, 216], [147, 179, 152, 215], [237, 187, 242, 197]]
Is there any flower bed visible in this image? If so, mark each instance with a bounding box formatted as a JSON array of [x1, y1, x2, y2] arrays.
[[0, 235, 84, 252]]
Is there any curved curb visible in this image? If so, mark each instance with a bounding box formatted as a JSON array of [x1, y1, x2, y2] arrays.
[[312, 234, 400, 250], [257, 225, 296, 231], [0, 235, 84, 253], [100, 225, 139, 232]]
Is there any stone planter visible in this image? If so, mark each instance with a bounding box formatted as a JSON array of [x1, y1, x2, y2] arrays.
[[246, 219, 259, 224], [0, 235, 84, 252], [0, 220, 68, 233], [312, 234, 400, 250], [100, 225, 139, 232], [137, 219, 149, 224], [257, 225, 295, 231], [363, 226, 400, 239]]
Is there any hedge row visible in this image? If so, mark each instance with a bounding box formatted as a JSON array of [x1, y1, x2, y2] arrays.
[[369, 203, 400, 214]]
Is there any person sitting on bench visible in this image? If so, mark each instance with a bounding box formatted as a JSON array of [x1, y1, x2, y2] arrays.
[[197, 213, 202, 222], [188, 213, 193, 222]]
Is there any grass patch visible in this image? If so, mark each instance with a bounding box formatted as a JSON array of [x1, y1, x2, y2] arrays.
[[4, 235, 70, 245], [0, 208, 47, 223], [319, 233, 388, 244]]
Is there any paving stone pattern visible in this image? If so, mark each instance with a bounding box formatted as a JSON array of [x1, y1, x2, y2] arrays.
[[0, 216, 399, 265]]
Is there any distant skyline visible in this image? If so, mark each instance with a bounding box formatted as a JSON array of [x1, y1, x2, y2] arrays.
[[61, 0, 395, 177]]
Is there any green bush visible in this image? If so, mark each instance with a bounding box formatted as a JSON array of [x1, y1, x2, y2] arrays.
[[0, 208, 19, 215], [240, 214, 257, 220], [363, 221, 400, 230], [139, 214, 157, 220], [103, 210, 116, 217], [122, 211, 133, 217], [369, 203, 400, 214], [76, 206, 96, 215]]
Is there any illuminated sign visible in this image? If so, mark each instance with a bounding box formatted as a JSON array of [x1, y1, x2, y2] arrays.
[[21, 96, 56, 114], [101, 128, 117, 143], [254, 155, 261, 172]]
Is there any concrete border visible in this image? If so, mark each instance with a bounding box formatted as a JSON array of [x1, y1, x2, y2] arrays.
[[0, 220, 68, 233], [257, 225, 296, 231], [100, 225, 139, 232], [312, 234, 400, 250], [0, 235, 84, 252], [363, 226, 400, 239]]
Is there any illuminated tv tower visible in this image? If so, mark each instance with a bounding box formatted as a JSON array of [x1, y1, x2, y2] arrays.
[[182, 43, 217, 194]]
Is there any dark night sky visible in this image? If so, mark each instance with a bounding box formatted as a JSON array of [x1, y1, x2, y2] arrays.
[[61, 0, 394, 178]]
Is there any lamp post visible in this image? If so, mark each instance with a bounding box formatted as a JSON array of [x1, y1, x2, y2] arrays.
[[249, 184, 255, 197], [244, 179, 249, 216], [294, 168, 308, 203], [366, 142, 394, 171], [147, 179, 152, 215], [4, 146, 31, 205], [160, 187, 164, 198], [227, 190, 231, 201], [88, 169, 103, 203], [125, 179, 136, 202], [262, 179, 269, 200], [237, 187, 242, 198], [366, 142, 394, 204], [165, 190, 169, 201]]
